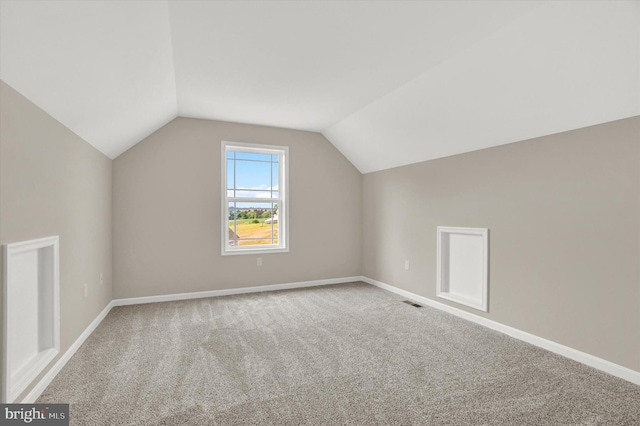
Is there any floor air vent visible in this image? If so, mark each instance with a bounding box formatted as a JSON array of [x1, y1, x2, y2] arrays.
[[402, 300, 422, 308]]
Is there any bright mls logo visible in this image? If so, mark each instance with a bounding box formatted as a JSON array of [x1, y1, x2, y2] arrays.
[[1, 404, 69, 425]]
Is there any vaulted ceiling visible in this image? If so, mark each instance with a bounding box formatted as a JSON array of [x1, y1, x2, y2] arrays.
[[1, 1, 638, 173]]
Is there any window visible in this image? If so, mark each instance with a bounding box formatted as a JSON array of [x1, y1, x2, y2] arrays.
[[222, 141, 288, 255]]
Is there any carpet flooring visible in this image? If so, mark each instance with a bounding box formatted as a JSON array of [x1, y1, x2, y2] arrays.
[[38, 282, 640, 425]]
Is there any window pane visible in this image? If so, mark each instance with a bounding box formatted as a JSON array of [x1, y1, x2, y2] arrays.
[[272, 162, 279, 189], [227, 203, 278, 244], [226, 151, 234, 159], [226, 159, 235, 190], [235, 190, 273, 199], [228, 202, 238, 246], [234, 201, 273, 209], [238, 239, 273, 246], [236, 159, 271, 190], [228, 203, 237, 219], [235, 152, 272, 162], [235, 219, 277, 241], [271, 154, 279, 163]]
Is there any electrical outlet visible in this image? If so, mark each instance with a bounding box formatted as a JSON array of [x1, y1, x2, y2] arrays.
[[257, 257, 263, 267], [405, 260, 410, 270], [84, 283, 88, 298], [100, 273, 104, 285]]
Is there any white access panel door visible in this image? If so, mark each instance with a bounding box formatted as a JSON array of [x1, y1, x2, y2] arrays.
[[437, 227, 488, 312], [2, 236, 60, 403]]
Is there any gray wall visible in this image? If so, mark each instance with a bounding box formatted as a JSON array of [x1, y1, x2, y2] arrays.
[[0, 80, 113, 400], [362, 116, 640, 371], [113, 117, 362, 298]]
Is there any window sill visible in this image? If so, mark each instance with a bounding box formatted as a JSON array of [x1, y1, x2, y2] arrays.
[[222, 247, 289, 256]]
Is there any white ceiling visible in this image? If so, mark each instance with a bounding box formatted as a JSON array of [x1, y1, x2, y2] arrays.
[[0, 1, 177, 159], [1, 1, 638, 172]]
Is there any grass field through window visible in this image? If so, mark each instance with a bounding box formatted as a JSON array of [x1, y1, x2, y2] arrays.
[[229, 219, 278, 246]]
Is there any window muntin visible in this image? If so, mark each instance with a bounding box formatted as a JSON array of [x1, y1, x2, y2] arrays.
[[222, 142, 288, 255]]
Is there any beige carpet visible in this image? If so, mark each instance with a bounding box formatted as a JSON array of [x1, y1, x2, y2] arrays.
[[38, 282, 640, 425]]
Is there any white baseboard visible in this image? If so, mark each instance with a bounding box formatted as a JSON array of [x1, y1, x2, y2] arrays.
[[23, 274, 639, 403], [360, 276, 640, 386], [22, 300, 115, 403], [112, 276, 362, 307]]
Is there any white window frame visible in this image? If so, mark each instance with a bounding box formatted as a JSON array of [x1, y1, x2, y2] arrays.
[[221, 141, 289, 256]]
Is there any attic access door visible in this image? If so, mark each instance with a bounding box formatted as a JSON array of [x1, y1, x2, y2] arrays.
[[436, 227, 489, 312], [2, 236, 60, 403]]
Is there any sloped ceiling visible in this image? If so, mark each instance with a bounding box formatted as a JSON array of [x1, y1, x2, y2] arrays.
[[0, 1, 177, 159], [1, 1, 638, 172]]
